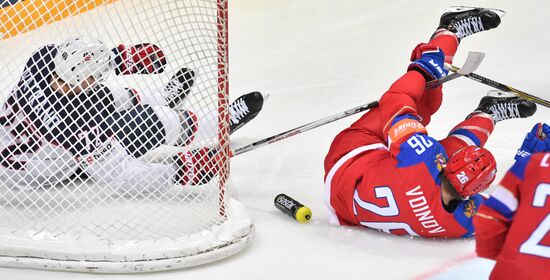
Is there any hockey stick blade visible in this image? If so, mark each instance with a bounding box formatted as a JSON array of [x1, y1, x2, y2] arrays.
[[426, 51, 485, 88], [447, 64, 550, 108]]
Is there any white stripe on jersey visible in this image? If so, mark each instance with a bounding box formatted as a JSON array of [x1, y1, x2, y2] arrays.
[[449, 134, 476, 146], [323, 143, 387, 225], [491, 185, 519, 213]]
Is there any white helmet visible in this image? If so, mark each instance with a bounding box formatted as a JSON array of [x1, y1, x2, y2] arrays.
[[53, 36, 111, 86]]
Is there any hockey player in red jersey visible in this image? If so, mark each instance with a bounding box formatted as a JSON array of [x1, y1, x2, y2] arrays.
[[474, 123, 550, 280], [323, 7, 538, 238]]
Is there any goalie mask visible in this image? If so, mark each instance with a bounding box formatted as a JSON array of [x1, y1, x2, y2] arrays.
[[54, 36, 111, 86], [445, 146, 497, 198]]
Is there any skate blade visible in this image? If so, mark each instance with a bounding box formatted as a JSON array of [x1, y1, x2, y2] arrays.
[[486, 90, 516, 98], [446, 6, 506, 18], [261, 92, 270, 103]]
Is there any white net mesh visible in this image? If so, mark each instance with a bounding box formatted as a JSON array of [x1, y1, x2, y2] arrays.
[[0, 0, 253, 273]]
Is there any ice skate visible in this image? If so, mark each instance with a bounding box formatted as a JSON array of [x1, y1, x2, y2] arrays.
[[229, 91, 266, 134], [165, 68, 196, 108], [437, 6, 504, 40], [474, 90, 537, 123]]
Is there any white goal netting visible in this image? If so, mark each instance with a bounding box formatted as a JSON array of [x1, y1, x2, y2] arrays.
[[0, 0, 253, 273]]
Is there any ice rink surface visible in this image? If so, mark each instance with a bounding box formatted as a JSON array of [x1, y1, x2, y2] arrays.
[[1, 0, 549, 279]]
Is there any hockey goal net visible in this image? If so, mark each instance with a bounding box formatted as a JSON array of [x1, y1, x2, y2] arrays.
[[0, 0, 253, 273]]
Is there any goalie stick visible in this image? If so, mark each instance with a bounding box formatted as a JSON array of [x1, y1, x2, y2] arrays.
[[231, 51, 485, 157], [446, 64, 550, 108]]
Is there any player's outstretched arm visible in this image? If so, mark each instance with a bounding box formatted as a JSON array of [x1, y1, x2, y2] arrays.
[[379, 43, 447, 136]]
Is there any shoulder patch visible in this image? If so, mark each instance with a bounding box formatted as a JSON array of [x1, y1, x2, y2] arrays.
[[389, 118, 427, 144]]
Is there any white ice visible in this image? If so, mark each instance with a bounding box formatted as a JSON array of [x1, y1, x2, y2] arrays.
[[1, 0, 549, 279]]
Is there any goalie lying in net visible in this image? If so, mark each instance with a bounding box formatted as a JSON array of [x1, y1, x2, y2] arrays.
[[0, 36, 264, 192]]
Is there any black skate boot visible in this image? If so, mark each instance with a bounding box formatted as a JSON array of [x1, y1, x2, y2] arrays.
[[474, 90, 537, 123], [437, 6, 503, 40], [165, 68, 196, 108], [229, 91, 265, 134]]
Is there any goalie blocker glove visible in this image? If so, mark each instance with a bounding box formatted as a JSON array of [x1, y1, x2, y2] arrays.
[[515, 122, 550, 161], [407, 43, 448, 82], [112, 43, 167, 75]]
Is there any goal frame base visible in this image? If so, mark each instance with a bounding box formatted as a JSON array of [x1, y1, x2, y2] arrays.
[[0, 199, 254, 273]]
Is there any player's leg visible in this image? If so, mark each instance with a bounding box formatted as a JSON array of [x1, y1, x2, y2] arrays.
[[440, 91, 537, 156], [81, 139, 177, 193], [0, 143, 78, 190], [113, 68, 267, 134], [104, 83, 265, 150], [106, 105, 192, 157], [177, 91, 266, 144], [418, 7, 503, 124], [440, 112, 495, 157], [326, 46, 438, 170], [87, 145, 222, 192], [115, 67, 196, 108]]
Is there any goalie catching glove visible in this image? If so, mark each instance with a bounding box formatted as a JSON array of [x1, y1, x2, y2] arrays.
[[515, 122, 550, 160], [408, 43, 448, 82], [173, 148, 223, 185], [112, 43, 167, 75]]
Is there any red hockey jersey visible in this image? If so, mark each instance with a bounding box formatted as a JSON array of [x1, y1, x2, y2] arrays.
[[474, 152, 550, 280], [324, 71, 491, 238]]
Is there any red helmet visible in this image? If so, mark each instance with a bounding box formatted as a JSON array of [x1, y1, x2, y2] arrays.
[[445, 146, 497, 198]]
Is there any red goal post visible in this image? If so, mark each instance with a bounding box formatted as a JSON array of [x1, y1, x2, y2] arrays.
[[0, 0, 253, 273]]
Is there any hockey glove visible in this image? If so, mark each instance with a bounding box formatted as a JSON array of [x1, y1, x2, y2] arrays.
[[173, 148, 222, 185], [514, 122, 550, 161], [112, 43, 167, 75], [407, 43, 448, 82]]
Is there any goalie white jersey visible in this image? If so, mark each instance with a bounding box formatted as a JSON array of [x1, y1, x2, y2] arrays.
[[0, 44, 181, 191]]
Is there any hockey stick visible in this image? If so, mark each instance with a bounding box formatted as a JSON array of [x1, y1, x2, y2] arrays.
[[231, 101, 379, 157], [231, 52, 485, 157], [446, 64, 550, 108], [427, 52, 486, 88]]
